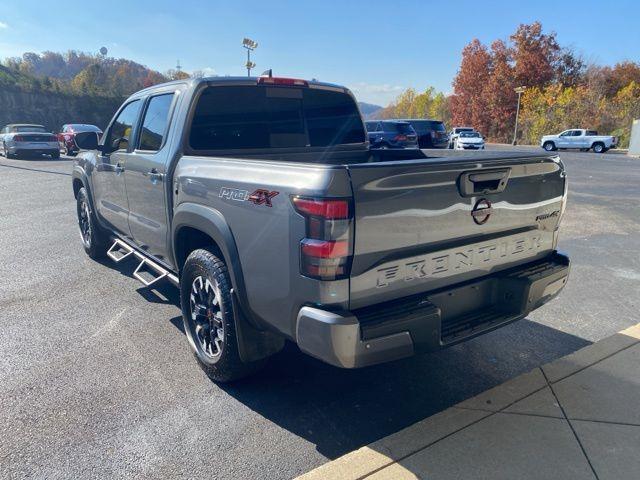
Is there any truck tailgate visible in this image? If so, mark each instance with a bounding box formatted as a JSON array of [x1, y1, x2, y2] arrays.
[[347, 153, 566, 309]]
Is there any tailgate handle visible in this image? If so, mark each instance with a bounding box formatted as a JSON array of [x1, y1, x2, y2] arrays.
[[459, 168, 511, 197]]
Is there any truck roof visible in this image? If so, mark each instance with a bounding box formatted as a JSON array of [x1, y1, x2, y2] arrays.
[[130, 76, 351, 97]]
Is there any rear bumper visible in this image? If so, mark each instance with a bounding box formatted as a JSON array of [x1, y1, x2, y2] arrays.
[[8, 144, 59, 155], [296, 251, 570, 368]]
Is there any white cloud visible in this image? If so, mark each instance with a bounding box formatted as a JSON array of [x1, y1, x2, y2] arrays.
[[200, 67, 217, 77], [0, 21, 8, 29], [191, 67, 217, 78], [348, 82, 405, 106]]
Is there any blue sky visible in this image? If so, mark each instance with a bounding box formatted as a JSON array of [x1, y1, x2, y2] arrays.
[[1, 0, 639, 105]]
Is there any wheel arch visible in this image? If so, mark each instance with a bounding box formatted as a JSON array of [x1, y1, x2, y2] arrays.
[[172, 203, 284, 360], [172, 203, 253, 323]]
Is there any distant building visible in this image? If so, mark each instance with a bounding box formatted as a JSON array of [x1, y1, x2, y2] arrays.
[[629, 119, 640, 156]]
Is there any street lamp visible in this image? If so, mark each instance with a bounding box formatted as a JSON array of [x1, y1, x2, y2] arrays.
[[242, 37, 258, 77], [512, 86, 526, 145]]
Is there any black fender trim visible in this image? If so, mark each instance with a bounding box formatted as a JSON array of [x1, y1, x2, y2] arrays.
[[71, 167, 101, 225], [172, 203, 284, 362]]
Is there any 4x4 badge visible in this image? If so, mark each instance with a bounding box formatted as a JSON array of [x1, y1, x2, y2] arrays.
[[471, 198, 492, 225], [248, 189, 279, 207]]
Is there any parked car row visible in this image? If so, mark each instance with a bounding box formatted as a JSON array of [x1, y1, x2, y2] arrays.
[[0, 123, 102, 159], [363, 119, 487, 151]]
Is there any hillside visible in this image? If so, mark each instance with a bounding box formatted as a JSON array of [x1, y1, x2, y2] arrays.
[[357, 102, 383, 119], [0, 51, 188, 131]]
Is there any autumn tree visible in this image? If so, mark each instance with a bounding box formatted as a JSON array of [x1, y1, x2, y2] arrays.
[[510, 22, 560, 88], [452, 22, 587, 142], [451, 39, 492, 134], [483, 40, 516, 142]]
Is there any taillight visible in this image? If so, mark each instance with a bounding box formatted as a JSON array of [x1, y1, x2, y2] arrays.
[[293, 196, 353, 280], [14, 135, 24, 141], [394, 134, 408, 142]]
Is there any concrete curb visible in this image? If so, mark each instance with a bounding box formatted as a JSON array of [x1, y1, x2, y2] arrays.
[[296, 323, 640, 480]]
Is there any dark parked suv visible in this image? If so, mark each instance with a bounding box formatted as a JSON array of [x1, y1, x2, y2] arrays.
[[365, 120, 418, 149], [400, 119, 448, 148]]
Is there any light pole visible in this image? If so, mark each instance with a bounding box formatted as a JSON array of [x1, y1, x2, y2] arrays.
[[512, 86, 526, 145], [242, 38, 258, 77]]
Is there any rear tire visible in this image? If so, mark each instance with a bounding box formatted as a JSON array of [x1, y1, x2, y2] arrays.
[[543, 141, 556, 152], [180, 248, 268, 383], [51, 151, 60, 159], [76, 187, 108, 259], [592, 142, 605, 153], [4, 143, 15, 159]]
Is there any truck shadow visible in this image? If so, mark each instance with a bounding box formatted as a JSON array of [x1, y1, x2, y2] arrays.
[[103, 260, 591, 460], [215, 321, 590, 459]]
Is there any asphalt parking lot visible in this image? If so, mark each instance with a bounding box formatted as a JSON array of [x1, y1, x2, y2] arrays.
[[1, 146, 638, 479]]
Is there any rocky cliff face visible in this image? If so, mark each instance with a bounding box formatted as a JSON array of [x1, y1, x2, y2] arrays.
[[0, 88, 123, 131]]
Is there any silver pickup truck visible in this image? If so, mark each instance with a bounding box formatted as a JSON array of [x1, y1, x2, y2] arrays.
[[72, 76, 570, 382], [541, 129, 617, 153]]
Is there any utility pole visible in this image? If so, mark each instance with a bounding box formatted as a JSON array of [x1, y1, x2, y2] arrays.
[[242, 38, 258, 76], [512, 86, 526, 145]]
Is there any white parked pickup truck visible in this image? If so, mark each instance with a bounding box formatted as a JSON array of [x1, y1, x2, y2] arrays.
[[540, 129, 617, 153]]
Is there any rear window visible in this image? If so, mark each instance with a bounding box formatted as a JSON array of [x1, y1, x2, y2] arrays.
[[586, 130, 598, 136], [189, 85, 366, 151], [382, 122, 414, 134], [71, 124, 102, 133], [14, 126, 46, 133], [409, 120, 445, 133]]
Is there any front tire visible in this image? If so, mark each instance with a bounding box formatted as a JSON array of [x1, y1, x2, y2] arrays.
[[180, 248, 267, 383], [76, 187, 108, 259], [51, 151, 60, 159], [543, 141, 556, 152]]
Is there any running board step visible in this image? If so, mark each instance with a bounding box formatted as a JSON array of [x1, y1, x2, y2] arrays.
[[133, 258, 168, 287], [107, 239, 134, 262], [106, 239, 179, 287]]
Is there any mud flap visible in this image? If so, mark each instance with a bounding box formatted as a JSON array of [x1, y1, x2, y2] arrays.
[[231, 289, 285, 363]]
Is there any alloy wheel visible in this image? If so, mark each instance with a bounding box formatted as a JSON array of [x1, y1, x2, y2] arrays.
[[189, 276, 224, 359], [77, 197, 92, 247]]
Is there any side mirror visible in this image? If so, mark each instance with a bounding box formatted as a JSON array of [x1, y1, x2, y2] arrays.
[[111, 136, 128, 152], [75, 131, 99, 151]]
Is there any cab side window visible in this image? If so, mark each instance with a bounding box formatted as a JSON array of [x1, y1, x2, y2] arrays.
[[105, 100, 141, 153], [138, 93, 175, 152]]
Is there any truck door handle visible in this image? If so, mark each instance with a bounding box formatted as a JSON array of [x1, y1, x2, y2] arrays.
[[146, 168, 164, 183]]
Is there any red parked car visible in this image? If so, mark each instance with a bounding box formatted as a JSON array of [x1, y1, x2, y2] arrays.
[[58, 124, 102, 156]]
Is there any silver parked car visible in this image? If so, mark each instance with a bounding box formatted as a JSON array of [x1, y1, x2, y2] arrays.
[[0, 124, 60, 159]]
